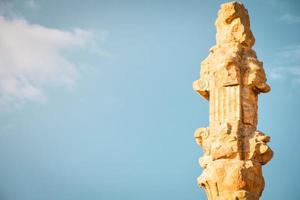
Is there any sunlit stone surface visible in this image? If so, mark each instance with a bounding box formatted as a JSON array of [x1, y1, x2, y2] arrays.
[[193, 2, 273, 200]]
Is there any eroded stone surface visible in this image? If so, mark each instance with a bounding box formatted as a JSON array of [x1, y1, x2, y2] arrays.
[[193, 2, 272, 200]]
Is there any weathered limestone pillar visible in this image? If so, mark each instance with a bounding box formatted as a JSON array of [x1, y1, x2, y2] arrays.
[[193, 2, 273, 200]]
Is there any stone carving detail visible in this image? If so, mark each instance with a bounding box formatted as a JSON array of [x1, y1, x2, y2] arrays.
[[193, 2, 273, 200]]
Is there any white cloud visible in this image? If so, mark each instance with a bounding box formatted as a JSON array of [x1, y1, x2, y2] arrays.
[[280, 14, 300, 24], [0, 16, 94, 109]]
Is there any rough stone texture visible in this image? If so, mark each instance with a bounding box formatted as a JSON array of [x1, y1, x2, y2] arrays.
[[193, 2, 273, 200]]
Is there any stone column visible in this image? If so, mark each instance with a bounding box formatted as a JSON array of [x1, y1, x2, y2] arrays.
[[193, 2, 273, 200]]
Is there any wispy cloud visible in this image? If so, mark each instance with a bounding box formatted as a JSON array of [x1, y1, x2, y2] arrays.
[[265, 0, 300, 24], [280, 14, 300, 24], [25, 0, 40, 9], [0, 0, 19, 18], [269, 45, 300, 84], [270, 66, 300, 80], [0, 16, 98, 109]]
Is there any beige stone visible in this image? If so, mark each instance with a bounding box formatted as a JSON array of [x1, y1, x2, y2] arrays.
[[193, 2, 272, 200]]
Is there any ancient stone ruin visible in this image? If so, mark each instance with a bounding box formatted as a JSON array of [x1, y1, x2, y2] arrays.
[[193, 2, 273, 200]]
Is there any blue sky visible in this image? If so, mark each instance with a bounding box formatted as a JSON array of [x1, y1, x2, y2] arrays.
[[0, 0, 299, 199]]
